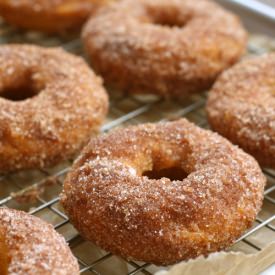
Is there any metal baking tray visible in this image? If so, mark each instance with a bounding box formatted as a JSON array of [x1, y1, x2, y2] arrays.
[[0, 0, 274, 274]]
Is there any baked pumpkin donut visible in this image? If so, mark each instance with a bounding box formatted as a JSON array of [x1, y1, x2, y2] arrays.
[[0, 207, 79, 275], [207, 54, 275, 168], [61, 119, 265, 265], [0, 0, 115, 33], [0, 44, 108, 173], [0, 227, 8, 275], [82, 0, 247, 98]]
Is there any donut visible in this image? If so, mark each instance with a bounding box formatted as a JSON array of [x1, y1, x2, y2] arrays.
[[0, 0, 114, 33], [0, 44, 108, 173], [61, 118, 265, 265], [207, 54, 275, 169], [0, 228, 8, 275], [82, 0, 247, 98], [0, 207, 79, 275]]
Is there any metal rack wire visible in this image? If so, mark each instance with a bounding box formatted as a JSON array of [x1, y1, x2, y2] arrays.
[[0, 12, 275, 275]]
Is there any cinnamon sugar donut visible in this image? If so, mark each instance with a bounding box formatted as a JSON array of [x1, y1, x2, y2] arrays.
[[207, 54, 275, 168], [0, 227, 8, 275], [0, 44, 108, 173], [61, 119, 265, 265], [0, 207, 79, 275], [0, 0, 114, 33], [82, 0, 247, 98]]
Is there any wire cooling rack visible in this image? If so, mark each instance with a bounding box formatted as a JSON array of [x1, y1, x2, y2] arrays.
[[0, 12, 275, 275]]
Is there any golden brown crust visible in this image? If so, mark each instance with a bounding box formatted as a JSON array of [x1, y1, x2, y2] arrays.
[[0, 207, 79, 275], [0, 227, 9, 275], [207, 54, 275, 168], [0, 44, 108, 173], [0, 0, 114, 33], [82, 0, 247, 98], [61, 119, 265, 265]]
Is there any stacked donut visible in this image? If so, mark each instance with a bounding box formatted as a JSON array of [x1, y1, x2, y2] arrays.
[[0, 0, 271, 271]]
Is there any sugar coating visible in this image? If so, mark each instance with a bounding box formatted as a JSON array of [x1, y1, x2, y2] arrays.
[[61, 118, 265, 265], [82, 0, 247, 98], [207, 53, 275, 168], [0, 44, 108, 173], [0, 0, 114, 33], [0, 208, 79, 275]]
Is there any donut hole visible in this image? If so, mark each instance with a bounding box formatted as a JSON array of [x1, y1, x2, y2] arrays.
[[145, 6, 191, 28], [143, 166, 188, 181], [151, 16, 188, 28], [0, 80, 40, 101]]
